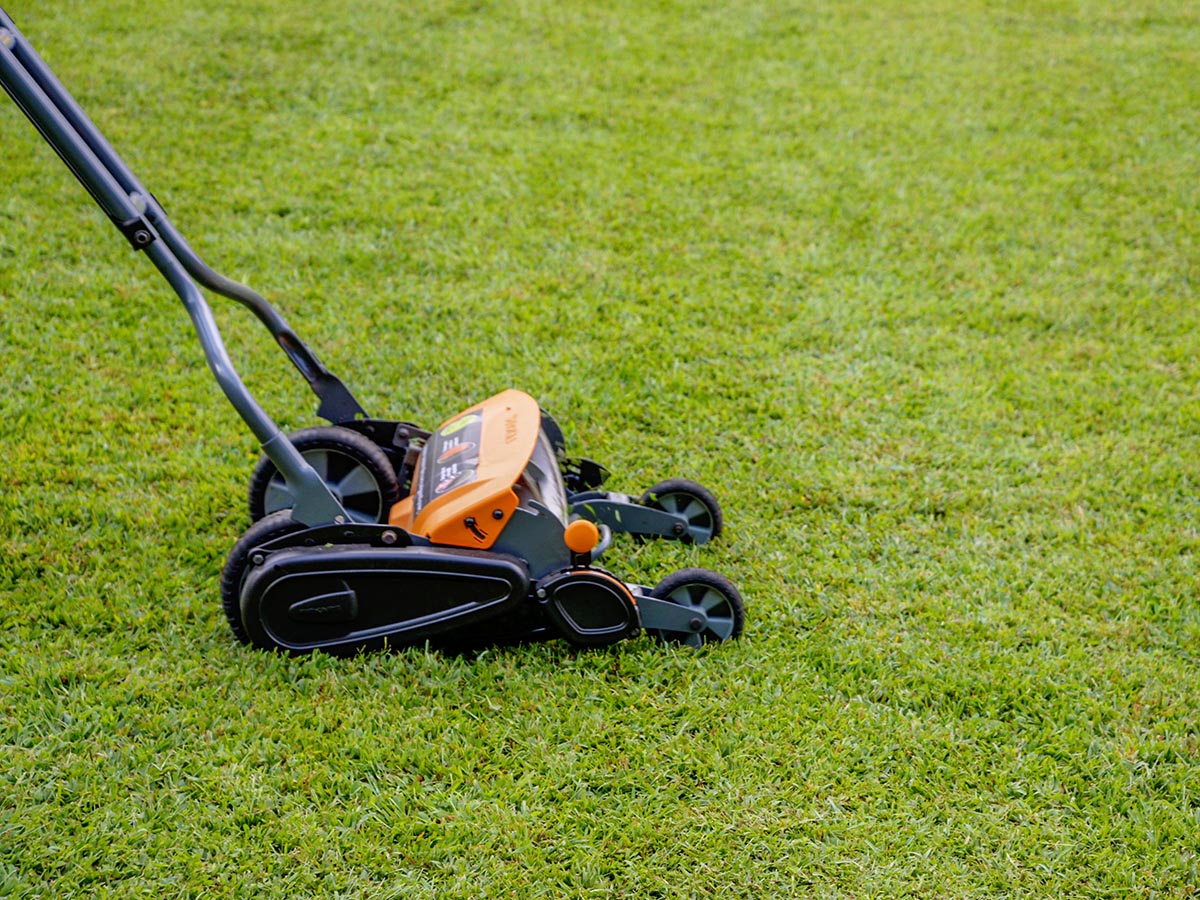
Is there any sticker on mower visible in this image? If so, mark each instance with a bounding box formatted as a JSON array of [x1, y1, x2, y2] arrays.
[[415, 413, 483, 513], [440, 413, 480, 436], [437, 441, 477, 464], [436, 466, 477, 495]]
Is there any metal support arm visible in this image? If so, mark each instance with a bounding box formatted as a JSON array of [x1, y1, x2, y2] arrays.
[[569, 492, 690, 540]]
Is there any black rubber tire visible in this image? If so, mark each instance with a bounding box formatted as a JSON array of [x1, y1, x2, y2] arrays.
[[247, 426, 400, 525], [639, 478, 724, 545], [220, 511, 306, 646], [645, 567, 745, 647]]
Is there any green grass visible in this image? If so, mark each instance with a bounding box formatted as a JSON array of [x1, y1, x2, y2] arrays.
[[2, 0, 1199, 895]]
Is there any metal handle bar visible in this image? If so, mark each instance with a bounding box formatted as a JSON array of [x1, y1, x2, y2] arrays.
[[0, 12, 348, 526], [0, 7, 365, 425]]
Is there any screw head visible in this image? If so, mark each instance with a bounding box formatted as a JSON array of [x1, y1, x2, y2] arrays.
[[381, 530, 398, 545], [492, 509, 505, 520], [250, 553, 265, 566]]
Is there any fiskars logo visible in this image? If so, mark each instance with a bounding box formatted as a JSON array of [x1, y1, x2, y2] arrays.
[[505, 415, 519, 444]]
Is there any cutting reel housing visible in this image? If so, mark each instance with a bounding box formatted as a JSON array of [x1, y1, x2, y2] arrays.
[[225, 390, 744, 654]]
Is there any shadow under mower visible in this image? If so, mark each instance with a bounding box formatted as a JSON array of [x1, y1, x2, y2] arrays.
[[0, 11, 744, 654]]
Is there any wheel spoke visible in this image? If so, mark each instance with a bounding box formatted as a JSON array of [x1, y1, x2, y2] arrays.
[[324, 450, 353, 483], [705, 615, 735, 641], [658, 493, 712, 541], [669, 584, 701, 608], [660, 493, 685, 515], [263, 477, 296, 513], [680, 498, 706, 523], [698, 588, 727, 613], [335, 465, 378, 500], [305, 450, 329, 481], [345, 507, 379, 525], [684, 632, 704, 649]]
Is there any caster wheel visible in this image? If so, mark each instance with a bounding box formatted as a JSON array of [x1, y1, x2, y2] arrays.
[[646, 567, 744, 647], [220, 511, 306, 646], [639, 478, 723, 544], [248, 425, 400, 525]]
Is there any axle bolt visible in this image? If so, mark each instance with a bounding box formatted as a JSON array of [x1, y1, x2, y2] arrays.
[[250, 553, 265, 566], [689, 617, 704, 632], [381, 530, 398, 545]]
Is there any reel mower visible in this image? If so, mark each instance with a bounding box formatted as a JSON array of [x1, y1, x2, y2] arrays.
[[0, 10, 745, 654]]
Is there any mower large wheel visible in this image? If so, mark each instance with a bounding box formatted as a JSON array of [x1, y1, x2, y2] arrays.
[[645, 568, 744, 647], [639, 478, 724, 544], [221, 511, 306, 646], [248, 425, 400, 525]]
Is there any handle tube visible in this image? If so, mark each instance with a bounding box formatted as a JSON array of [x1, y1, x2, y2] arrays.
[[0, 16, 346, 526], [144, 241, 347, 526], [0, 8, 366, 423], [0, 28, 144, 229]]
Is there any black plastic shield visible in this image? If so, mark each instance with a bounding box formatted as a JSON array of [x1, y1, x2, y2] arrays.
[[240, 545, 531, 654]]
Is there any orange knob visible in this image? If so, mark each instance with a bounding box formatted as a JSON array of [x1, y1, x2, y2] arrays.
[[563, 519, 600, 555]]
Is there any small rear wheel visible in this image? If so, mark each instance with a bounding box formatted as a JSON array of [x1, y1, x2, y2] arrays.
[[248, 426, 400, 525], [639, 478, 723, 544], [646, 567, 744, 647], [221, 511, 306, 646]]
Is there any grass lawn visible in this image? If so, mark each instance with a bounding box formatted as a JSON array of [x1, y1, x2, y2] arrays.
[[2, 0, 1199, 895]]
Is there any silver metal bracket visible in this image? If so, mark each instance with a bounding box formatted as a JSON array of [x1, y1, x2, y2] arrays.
[[637, 593, 709, 634], [569, 494, 689, 539]]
